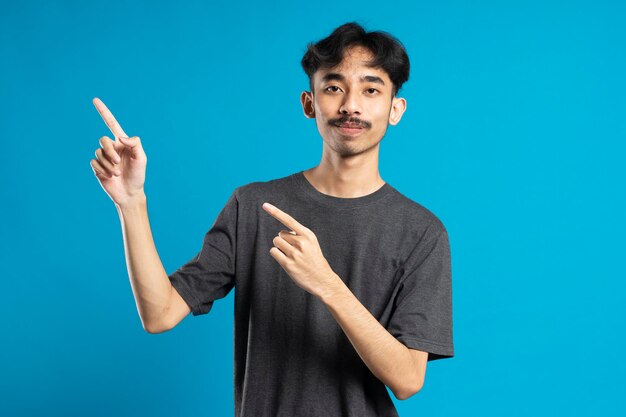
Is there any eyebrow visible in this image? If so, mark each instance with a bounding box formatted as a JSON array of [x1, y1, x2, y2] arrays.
[[320, 72, 386, 86]]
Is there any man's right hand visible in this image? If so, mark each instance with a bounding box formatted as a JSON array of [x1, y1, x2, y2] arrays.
[[90, 97, 148, 207]]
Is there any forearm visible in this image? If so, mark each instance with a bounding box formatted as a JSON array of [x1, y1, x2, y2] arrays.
[[116, 195, 172, 332], [320, 275, 419, 400]]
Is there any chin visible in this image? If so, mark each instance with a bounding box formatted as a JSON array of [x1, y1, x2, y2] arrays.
[[332, 141, 378, 157]]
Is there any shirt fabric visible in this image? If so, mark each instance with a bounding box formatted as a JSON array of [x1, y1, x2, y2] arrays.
[[168, 170, 454, 417]]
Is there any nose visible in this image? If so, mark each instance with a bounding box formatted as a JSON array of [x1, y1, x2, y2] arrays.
[[339, 89, 362, 115]]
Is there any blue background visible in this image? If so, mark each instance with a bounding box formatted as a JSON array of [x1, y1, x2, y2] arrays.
[[1, 0, 624, 415]]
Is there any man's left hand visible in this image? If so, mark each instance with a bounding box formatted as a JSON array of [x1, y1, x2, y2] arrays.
[[262, 202, 339, 299]]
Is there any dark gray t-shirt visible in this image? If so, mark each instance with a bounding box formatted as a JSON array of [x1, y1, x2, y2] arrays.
[[168, 170, 454, 417]]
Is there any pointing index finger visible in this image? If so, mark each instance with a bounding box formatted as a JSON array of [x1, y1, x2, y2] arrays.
[[92, 97, 128, 139], [262, 203, 306, 235]]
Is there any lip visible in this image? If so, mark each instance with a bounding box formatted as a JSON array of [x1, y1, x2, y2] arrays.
[[335, 124, 365, 136]]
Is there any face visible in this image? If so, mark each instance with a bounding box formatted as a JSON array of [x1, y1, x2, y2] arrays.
[[300, 46, 407, 157]]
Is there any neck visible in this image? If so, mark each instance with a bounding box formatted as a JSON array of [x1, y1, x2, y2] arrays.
[[303, 155, 385, 199]]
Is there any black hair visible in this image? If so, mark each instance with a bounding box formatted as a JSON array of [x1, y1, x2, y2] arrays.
[[301, 22, 410, 97]]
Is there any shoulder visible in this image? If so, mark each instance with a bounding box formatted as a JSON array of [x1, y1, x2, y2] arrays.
[[232, 172, 297, 204], [386, 186, 448, 237], [387, 188, 451, 268]]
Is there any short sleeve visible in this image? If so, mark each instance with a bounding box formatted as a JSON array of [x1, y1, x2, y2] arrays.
[[168, 189, 238, 316], [386, 222, 454, 361]]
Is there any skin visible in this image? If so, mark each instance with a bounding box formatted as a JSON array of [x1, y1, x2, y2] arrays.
[[90, 97, 147, 208], [299, 45, 406, 198], [261, 46, 429, 400]]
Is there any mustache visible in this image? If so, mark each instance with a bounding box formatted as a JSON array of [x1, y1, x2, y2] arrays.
[[329, 116, 371, 129]]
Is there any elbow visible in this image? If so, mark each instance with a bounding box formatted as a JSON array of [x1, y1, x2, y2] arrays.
[[144, 325, 160, 334], [141, 307, 174, 334], [394, 379, 424, 401], [142, 319, 170, 334]]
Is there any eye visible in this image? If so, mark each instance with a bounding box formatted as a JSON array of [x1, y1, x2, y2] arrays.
[[366, 88, 379, 95], [325, 86, 342, 93]]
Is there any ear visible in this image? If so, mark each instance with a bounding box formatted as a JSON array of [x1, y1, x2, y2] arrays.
[[300, 91, 315, 119], [388, 96, 407, 126]]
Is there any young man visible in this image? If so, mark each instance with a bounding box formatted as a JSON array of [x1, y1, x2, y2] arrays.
[[91, 21, 454, 417]]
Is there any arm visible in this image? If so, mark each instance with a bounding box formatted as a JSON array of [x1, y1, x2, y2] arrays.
[[90, 98, 190, 333], [259, 202, 428, 400], [116, 195, 191, 333], [320, 276, 427, 400]]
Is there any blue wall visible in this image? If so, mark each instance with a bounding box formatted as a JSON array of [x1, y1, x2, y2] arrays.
[[1, 0, 624, 415]]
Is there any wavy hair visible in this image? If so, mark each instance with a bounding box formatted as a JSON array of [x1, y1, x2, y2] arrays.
[[301, 22, 410, 97]]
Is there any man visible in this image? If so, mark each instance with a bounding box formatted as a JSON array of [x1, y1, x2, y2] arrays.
[[90, 21, 454, 417]]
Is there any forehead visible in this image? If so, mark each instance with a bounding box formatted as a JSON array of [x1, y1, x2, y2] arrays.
[[313, 46, 390, 84]]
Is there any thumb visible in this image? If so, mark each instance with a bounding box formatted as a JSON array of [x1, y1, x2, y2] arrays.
[[119, 136, 143, 155]]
